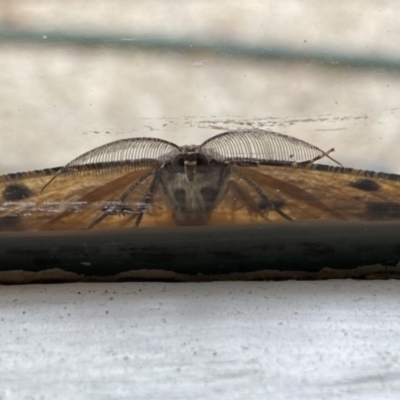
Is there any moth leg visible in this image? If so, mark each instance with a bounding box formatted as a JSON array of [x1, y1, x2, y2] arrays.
[[133, 170, 162, 227], [231, 168, 292, 221], [225, 180, 265, 214], [87, 170, 154, 229]]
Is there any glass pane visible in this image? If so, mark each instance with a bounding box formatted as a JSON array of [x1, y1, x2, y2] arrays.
[[1, 1, 399, 233]]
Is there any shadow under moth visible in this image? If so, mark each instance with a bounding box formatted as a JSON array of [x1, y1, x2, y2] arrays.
[[1, 129, 400, 231]]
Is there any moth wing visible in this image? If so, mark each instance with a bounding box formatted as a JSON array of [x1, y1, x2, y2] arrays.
[[0, 168, 80, 231], [228, 164, 400, 222], [3, 162, 400, 231], [118, 176, 176, 228], [206, 168, 283, 225], [40, 168, 177, 230], [0, 166, 175, 231]]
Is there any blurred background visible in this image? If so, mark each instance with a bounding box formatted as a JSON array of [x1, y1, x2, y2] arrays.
[[1, 0, 400, 174]]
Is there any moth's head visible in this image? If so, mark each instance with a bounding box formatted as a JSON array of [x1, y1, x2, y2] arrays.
[[172, 146, 210, 182]]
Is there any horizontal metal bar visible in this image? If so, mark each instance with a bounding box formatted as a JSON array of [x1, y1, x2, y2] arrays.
[[0, 221, 399, 280], [1, 29, 400, 71]]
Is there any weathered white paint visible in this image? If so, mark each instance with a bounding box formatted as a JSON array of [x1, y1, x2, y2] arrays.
[[0, 281, 399, 399]]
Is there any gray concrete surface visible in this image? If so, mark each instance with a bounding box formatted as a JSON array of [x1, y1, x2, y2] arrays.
[[1, 281, 400, 400]]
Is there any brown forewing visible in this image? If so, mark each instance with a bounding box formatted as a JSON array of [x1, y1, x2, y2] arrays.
[[1, 163, 400, 231], [236, 164, 400, 221], [0, 166, 173, 231]]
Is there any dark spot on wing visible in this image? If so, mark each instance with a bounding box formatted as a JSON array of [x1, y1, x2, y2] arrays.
[[366, 202, 400, 219], [174, 188, 186, 208], [3, 184, 32, 201], [200, 187, 218, 203], [350, 179, 380, 192]]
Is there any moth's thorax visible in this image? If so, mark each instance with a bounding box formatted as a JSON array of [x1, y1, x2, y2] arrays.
[[180, 145, 201, 154], [160, 163, 228, 225], [172, 147, 209, 182]]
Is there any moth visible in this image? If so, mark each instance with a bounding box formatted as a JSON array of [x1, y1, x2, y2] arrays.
[[1, 129, 400, 232]]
